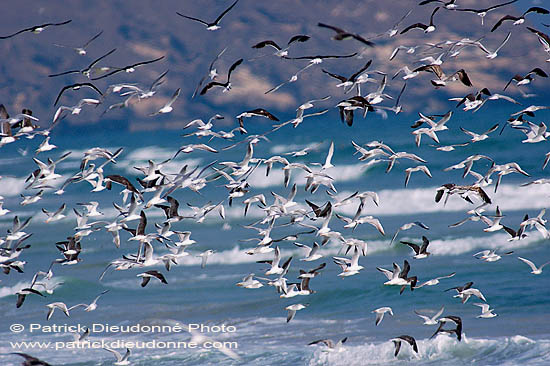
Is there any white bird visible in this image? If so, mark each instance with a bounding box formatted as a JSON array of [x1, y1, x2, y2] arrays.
[[42, 204, 67, 223], [454, 287, 486, 304], [390, 221, 429, 245], [372, 306, 393, 326], [236, 273, 263, 289], [460, 123, 499, 143], [53, 98, 101, 123], [294, 242, 322, 261], [150, 88, 181, 116], [46, 302, 73, 320], [333, 247, 364, 277], [70, 290, 109, 312], [414, 272, 456, 288], [404, 165, 432, 187], [517, 256, 549, 275], [308, 337, 347, 352], [415, 306, 445, 325], [286, 303, 307, 322], [198, 249, 215, 268], [478, 31, 512, 59], [35, 136, 57, 154], [474, 303, 497, 318], [103, 347, 131, 366], [474, 249, 513, 262]]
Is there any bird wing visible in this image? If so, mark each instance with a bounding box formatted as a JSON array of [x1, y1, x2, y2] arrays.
[[214, 0, 240, 24]]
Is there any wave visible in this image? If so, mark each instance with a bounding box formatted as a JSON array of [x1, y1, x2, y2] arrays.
[[333, 183, 550, 217], [0, 280, 31, 299], [0, 176, 27, 198], [308, 334, 550, 366], [269, 142, 324, 155]]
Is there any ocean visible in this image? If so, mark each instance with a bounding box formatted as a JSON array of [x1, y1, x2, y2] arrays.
[[1, 101, 549, 366]]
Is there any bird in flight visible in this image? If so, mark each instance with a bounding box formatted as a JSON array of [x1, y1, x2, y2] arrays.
[[177, 0, 240, 31]]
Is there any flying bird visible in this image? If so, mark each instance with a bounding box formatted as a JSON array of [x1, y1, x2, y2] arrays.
[[177, 0, 240, 31], [491, 7, 550, 32], [53, 30, 103, 55], [0, 20, 72, 39], [400, 7, 440, 34], [150, 88, 181, 116], [317, 23, 375, 47], [200, 58, 243, 95], [454, 0, 518, 25]]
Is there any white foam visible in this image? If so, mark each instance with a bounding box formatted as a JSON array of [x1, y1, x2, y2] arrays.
[[0, 177, 27, 197], [269, 142, 323, 155], [308, 334, 549, 366], [333, 183, 550, 217], [0, 280, 31, 298]]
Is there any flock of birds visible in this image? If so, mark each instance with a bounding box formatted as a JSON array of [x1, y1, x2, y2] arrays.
[[1, 0, 550, 364]]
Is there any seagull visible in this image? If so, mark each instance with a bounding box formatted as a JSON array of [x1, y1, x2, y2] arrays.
[[400, 7, 440, 34], [53, 98, 101, 124], [474, 249, 513, 262], [477, 31, 512, 59], [286, 303, 308, 322], [372, 306, 393, 326], [322, 60, 373, 89], [9, 353, 51, 366], [460, 123, 499, 143], [491, 6, 550, 32], [317, 23, 375, 47], [377, 8, 413, 38], [390, 221, 429, 245], [0, 201, 10, 216], [431, 315, 463, 341], [474, 303, 497, 318], [42, 203, 67, 223], [198, 249, 215, 268], [192, 47, 227, 98], [413, 64, 472, 87], [517, 257, 549, 275], [400, 236, 431, 259], [150, 88, 181, 116], [404, 165, 432, 187], [48, 48, 117, 78], [415, 306, 445, 325], [16, 287, 45, 308], [236, 273, 263, 289], [504, 68, 548, 91], [454, 287, 487, 304], [53, 30, 103, 56], [237, 108, 279, 130], [251, 35, 310, 57], [0, 19, 72, 39], [103, 348, 131, 366], [294, 242, 322, 261], [419, 0, 457, 9], [333, 247, 364, 277], [455, 0, 518, 25], [70, 290, 109, 311], [177, 0, 240, 31], [391, 335, 418, 357], [308, 337, 347, 352], [527, 27, 550, 62], [200, 58, 243, 95], [137, 270, 168, 287], [46, 302, 73, 320], [91, 55, 165, 81], [53, 82, 103, 106]]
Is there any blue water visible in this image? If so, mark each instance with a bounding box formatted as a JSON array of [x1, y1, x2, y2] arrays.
[[1, 101, 549, 366]]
